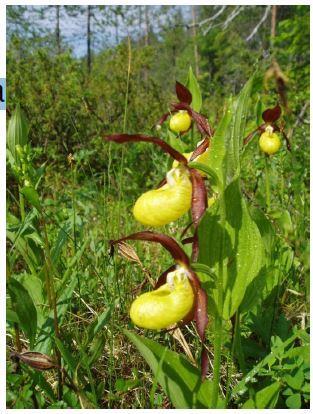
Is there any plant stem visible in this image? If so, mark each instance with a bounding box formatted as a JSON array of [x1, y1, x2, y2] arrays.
[[7, 254, 22, 354], [117, 35, 131, 235], [264, 155, 271, 211], [234, 311, 246, 373], [123, 36, 131, 135], [71, 163, 80, 297], [212, 314, 222, 407], [211, 193, 226, 408], [18, 186, 25, 222], [42, 218, 63, 400], [225, 312, 240, 406]]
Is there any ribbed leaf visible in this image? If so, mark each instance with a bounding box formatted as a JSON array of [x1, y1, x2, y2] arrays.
[[7, 104, 29, 162], [254, 381, 281, 408], [198, 181, 264, 319], [87, 306, 113, 341], [205, 77, 254, 190], [197, 77, 265, 319], [35, 278, 77, 354], [8, 277, 37, 348], [204, 107, 230, 190], [54, 337, 78, 373], [20, 186, 41, 212], [124, 329, 215, 408]]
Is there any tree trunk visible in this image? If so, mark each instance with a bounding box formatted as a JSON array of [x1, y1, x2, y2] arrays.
[[56, 5, 60, 54], [191, 5, 200, 77], [138, 6, 142, 44], [271, 5, 277, 41], [143, 6, 149, 82], [115, 10, 119, 44], [87, 5, 91, 74], [144, 5, 149, 46]]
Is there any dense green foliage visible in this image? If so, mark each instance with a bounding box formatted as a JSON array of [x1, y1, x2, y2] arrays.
[[6, 5, 309, 409]]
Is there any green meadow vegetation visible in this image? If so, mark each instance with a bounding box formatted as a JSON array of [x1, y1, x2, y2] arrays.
[[6, 5, 309, 409]]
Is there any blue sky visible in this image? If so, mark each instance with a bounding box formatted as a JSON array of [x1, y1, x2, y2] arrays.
[[10, 5, 193, 57]]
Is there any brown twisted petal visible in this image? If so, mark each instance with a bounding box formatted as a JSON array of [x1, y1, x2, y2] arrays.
[[110, 231, 190, 267], [190, 109, 214, 138], [187, 267, 209, 355], [180, 168, 207, 262], [262, 104, 281, 123], [278, 126, 292, 152], [104, 134, 187, 164], [189, 138, 210, 162], [191, 231, 199, 262], [189, 168, 208, 228]]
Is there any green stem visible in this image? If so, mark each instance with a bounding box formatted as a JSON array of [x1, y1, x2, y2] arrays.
[[264, 155, 271, 211], [225, 312, 240, 406], [212, 315, 223, 408], [71, 164, 80, 297], [117, 36, 131, 235], [211, 193, 226, 408], [42, 218, 63, 400], [18, 186, 25, 222], [234, 311, 246, 373], [71, 165, 77, 253], [123, 36, 131, 134], [7, 260, 22, 353]]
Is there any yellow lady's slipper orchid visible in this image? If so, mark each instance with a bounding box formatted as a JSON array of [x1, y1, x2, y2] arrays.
[[169, 110, 192, 133], [259, 125, 281, 155], [130, 267, 194, 329], [133, 167, 192, 226]]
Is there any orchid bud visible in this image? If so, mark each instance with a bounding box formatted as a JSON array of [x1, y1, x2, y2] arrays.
[[130, 267, 194, 329], [15, 144, 24, 159], [133, 167, 192, 226]]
